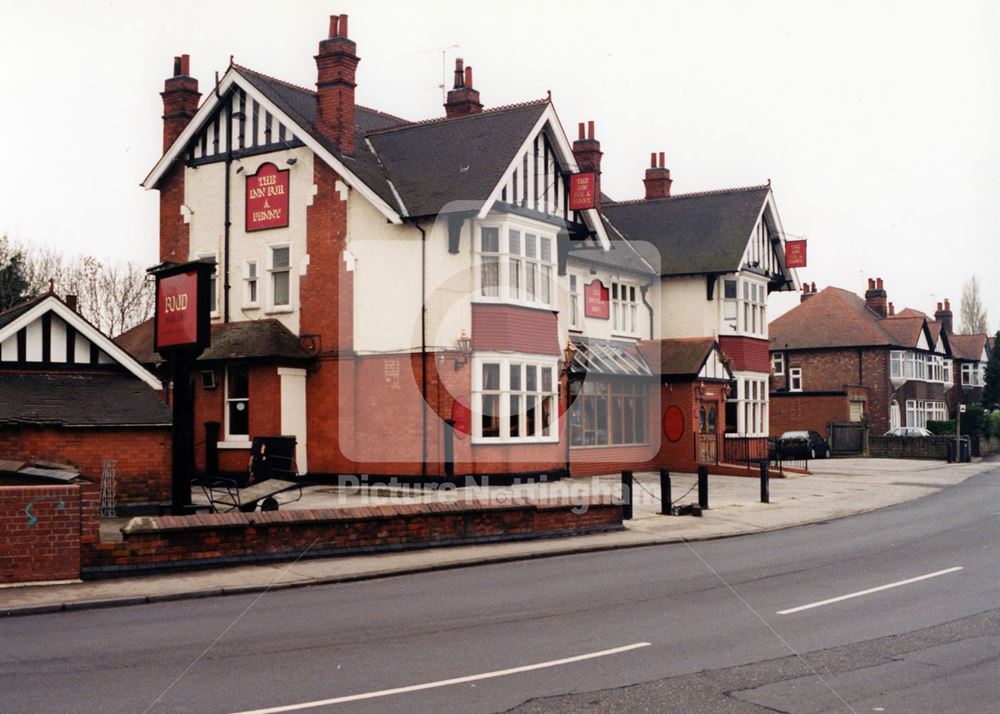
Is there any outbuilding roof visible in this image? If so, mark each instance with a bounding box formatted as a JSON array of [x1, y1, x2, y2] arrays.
[[0, 374, 171, 427], [638, 337, 728, 377]]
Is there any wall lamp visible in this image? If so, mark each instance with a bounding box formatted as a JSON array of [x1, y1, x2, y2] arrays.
[[453, 331, 473, 371]]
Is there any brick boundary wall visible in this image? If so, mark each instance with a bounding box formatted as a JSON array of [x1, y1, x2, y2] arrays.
[[81, 498, 623, 579], [0, 483, 99, 584], [868, 436, 953, 460]]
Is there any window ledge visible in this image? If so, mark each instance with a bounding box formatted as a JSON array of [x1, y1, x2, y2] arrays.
[[472, 298, 557, 312], [265, 307, 294, 315], [217, 440, 251, 450], [471, 436, 560, 446]]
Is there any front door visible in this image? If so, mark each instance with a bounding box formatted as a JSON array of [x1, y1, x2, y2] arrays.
[[696, 402, 718, 464]]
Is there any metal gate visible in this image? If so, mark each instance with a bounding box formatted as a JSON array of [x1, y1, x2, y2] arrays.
[[696, 434, 718, 464], [829, 422, 865, 455]]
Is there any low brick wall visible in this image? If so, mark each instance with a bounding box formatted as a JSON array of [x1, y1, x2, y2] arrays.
[[869, 436, 952, 460], [0, 483, 100, 584], [82, 498, 623, 579]]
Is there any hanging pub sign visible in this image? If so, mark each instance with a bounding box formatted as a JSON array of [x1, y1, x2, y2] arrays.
[[785, 239, 807, 268], [568, 172, 597, 211], [246, 162, 290, 232], [584, 279, 610, 319], [152, 260, 214, 353]]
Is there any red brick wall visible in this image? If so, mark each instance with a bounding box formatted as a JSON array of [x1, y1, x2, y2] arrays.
[[719, 336, 770, 372], [769, 393, 848, 438], [0, 428, 170, 503], [472, 304, 561, 356], [0, 484, 95, 584], [158, 162, 189, 264], [82, 498, 622, 577]]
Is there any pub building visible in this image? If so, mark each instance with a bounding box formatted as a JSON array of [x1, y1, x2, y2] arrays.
[[119, 14, 800, 484]]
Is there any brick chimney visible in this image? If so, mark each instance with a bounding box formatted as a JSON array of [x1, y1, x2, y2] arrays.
[[65, 294, 78, 312], [161, 54, 200, 152], [315, 14, 359, 156], [643, 151, 672, 199], [935, 298, 954, 335], [572, 121, 602, 209], [800, 282, 819, 303], [444, 58, 483, 118], [888, 302, 895, 316], [865, 277, 888, 318]]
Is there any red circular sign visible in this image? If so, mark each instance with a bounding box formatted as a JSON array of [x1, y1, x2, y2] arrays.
[[663, 406, 684, 442]]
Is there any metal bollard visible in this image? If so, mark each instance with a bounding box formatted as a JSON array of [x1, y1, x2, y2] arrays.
[[660, 469, 672, 515], [760, 460, 770, 503], [697, 465, 709, 509], [621, 470, 633, 520]]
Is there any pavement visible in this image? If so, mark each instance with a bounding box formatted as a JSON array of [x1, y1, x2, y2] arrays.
[[1, 457, 996, 617]]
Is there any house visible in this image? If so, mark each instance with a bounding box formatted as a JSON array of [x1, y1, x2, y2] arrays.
[[936, 299, 992, 413], [124, 15, 801, 482], [602, 156, 800, 446], [0, 291, 171, 503], [769, 279, 953, 437]]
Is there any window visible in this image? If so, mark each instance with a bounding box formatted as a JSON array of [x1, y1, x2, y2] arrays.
[[570, 380, 646, 447], [476, 222, 556, 308], [474, 356, 558, 442], [721, 276, 766, 337], [891, 351, 904, 380], [244, 261, 259, 307], [611, 282, 639, 336], [728, 376, 768, 436], [943, 359, 953, 386], [771, 352, 785, 376], [199, 253, 219, 316], [849, 399, 865, 422], [905, 399, 947, 428], [962, 362, 985, 387], [789, 367, 802, 392], [270, 246, 291, 308], [568, 274, 582, 330], [890, 400, 900, 429], [226, 365, 250, 439]]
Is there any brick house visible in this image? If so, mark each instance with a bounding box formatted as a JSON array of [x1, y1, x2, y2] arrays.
[[769, 279, 954, 437], [0, 292, 171, 502], [122, 15, 803, 482]]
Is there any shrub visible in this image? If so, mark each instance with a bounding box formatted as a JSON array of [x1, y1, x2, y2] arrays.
[[960, 404, 987, 436], [989, 411, 1000, 439], [926, 420, 955, 436]]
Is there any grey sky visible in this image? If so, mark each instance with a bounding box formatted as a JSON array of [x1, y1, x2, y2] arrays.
[[1, 0, 997, 329]]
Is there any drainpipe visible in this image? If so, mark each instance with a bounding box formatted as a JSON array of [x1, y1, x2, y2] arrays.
[[640, 283, 654, 339], [414, 219, 428, 478], [221, 80, 232, 322]]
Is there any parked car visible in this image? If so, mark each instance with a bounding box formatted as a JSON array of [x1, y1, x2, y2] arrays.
[[776, 430, 831, 459], [883, 427, 933, 437]]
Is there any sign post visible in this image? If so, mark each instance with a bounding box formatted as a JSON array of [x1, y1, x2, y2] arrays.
[[151, 260, 214, 515]]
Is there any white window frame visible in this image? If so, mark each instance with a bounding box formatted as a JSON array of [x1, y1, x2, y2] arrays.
[[244, 260, 260, 309], [789, 367, 802, 392], [943, 358, 953, 386], [771, 352, 785, 376], [198, 252, 220, 318], [267, 244, 293, 313], [611, 281, 639, 337], [224, 364, 250, 442], [721, 274, 767, 338], [728, 373, 768, 436], [471, 354, 559, 444], [474, 219, 557, 310], [568, 274, 582, 330]]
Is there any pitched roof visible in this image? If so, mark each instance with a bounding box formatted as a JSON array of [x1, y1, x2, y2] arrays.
[[880, 316, 926, 348], [115, 318, 312, 366], [948, 333, 989, 361], [770, 287, 907, 350], [567, 233, 658, 276], [0, 292, 49, 330], [602, 186, 770, 276], [231, 66, 549, 218], [894, 307, 928, 319], [568, 337, 652, 377], [638, 337, 723, 377], [0, 373, 171, 427]]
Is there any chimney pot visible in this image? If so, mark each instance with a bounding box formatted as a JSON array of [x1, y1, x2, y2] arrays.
[[876, 277, 884, 290], [937, 301, 943, 311], [658, 151, 665, 168], [65, 294, 78, 312], [444, 56, 482, 117], [803, 284, 810, 294], [889, 302, 895, 316], [944, 298, 951, 311], [650, 152, 657, 168], [578, 123, 586, 140], [329, 15, 339, 37], [464, 66, 473, 88], [811, 282, 816, 292], [587, 120, 595, 140], [338, 13, 348, 37], [867, 278, 875, 290]]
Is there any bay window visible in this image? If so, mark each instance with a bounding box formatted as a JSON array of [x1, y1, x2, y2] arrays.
[[721, 275, 766, 337], [569, 380, 647, 447], [906, 400, 947, 428], [476, 222, 556, 309], [474, 356, 558, 442]]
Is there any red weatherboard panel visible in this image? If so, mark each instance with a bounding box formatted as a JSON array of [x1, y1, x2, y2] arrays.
[[472, 304, 560, 356], [719, 336, 770, 372]]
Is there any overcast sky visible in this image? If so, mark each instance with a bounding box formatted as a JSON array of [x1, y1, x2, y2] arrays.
[[1, 0, 998, 329]]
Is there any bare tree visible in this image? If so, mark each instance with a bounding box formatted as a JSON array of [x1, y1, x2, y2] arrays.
[[3, 236, 154, 336], [959, 275, 989, 335]]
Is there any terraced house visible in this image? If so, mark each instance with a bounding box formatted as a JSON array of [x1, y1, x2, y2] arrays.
[[119, 15, 801, 485]]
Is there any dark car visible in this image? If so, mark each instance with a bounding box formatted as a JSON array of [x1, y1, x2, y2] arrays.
[[776, 430, 831, 459]]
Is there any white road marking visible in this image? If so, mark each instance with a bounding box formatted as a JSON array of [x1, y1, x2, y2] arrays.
[[777, 567, 964, 615], [231, 641, 652, 713]]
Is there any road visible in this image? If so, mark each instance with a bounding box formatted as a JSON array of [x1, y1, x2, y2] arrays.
[[1, 466, 997, 713]]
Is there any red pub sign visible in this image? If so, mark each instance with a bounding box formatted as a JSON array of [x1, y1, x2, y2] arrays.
[[246, 162, 290, 232], [568, 172, 597, 211], [584, 279, 610, 319], [785, 239, 807, 268], [155, 271, 198, 350]]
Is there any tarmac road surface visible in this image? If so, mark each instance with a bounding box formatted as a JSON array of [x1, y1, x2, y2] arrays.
[[1, 466, 997, 713]]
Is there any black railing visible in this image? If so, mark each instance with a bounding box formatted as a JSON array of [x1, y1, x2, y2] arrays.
[[722, 436, 810, 473]]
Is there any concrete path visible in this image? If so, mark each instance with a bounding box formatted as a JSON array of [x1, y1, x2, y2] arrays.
[[1, 458, 995, 617]]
